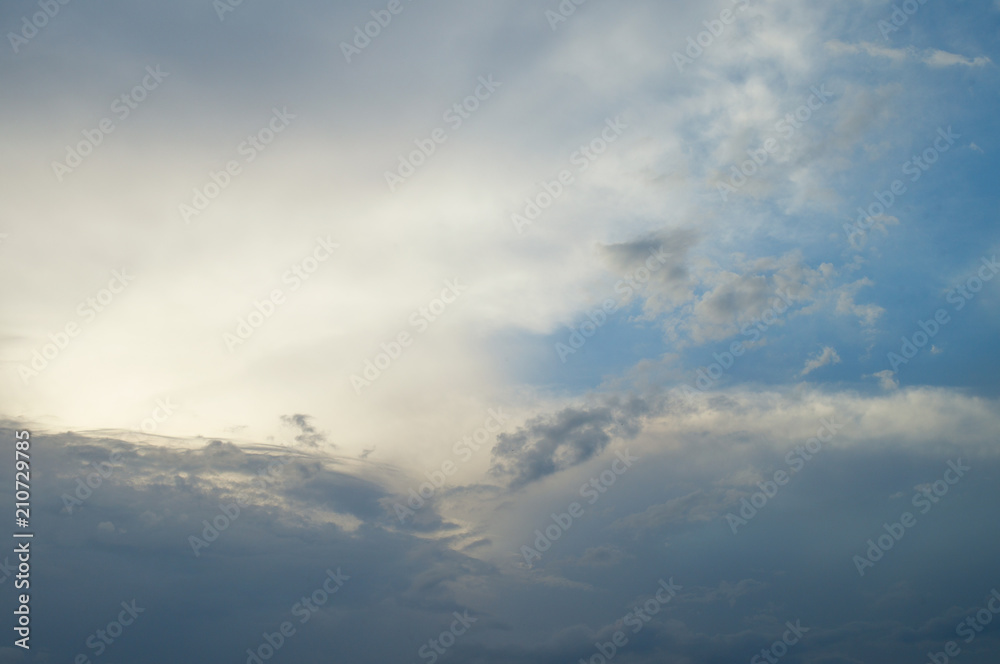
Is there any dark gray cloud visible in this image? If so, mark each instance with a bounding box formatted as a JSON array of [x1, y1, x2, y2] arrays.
[[4, 407, 1000, 664], [602, 227, 699, 294], [1, 426, 489, 664], [281, 413, 328, 448], [490, 395, 650, 489]]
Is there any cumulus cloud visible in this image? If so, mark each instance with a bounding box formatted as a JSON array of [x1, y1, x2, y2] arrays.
[[652, 251, 842, 345], [281, 413, 329, 448], [2, 0, 998, 662], [800, 346, 842, 376], [490, 396, 649, 489], [601, 228, 700, 308], [833, 278, 885, 327], [9, 381, 1000, 663], [872, 369, 900, 390]]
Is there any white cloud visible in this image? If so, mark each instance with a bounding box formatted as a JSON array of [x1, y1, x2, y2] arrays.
[[923, 49, 992, 68], [826, 41, 992, 68], [825, 40, 911, 63], [872, 369, 899, 391], [800, 346, 842, 376], [833, 278, 885, 327]]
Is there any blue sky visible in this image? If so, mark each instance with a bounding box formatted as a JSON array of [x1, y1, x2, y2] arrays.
[[1, 1, 1000, 663]]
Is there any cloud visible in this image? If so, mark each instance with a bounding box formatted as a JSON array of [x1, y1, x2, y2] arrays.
[[572, 545, 632, 567], [490, 396, 649, 489], [922, 50, 992, 68], [601, 228, 700, 308], [2, 0, 1000, 661], [613, 489, 737, 533], [800, 346, 842, 376], [655, 251, 841, 346], [281, 413, 329, 448], [833, 278, 884, 327], [9, 381, 1000, 663], [6, 425, 496, 662], [825, 41, 992, 68], [825, 40, 911, 63], [872, 370, 900, 391]]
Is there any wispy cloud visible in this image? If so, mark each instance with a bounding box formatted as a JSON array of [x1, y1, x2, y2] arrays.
[[825, 40, 992, 67], [800, 346, 842, 376]]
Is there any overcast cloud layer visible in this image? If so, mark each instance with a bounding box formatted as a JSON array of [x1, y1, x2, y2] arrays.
[[1, 1, 999, 663]]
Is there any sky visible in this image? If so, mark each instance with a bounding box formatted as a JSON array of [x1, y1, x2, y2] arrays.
[[1, 0, 1000, 662]]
